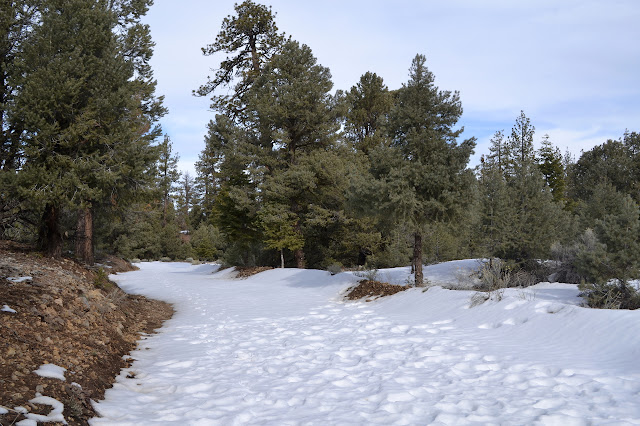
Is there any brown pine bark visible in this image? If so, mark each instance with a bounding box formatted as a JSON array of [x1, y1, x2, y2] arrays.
[[39, 204, 63, 258], [294, 248, 305, 269], [75, 206, 94, 265], [413, 231, 423, 286]]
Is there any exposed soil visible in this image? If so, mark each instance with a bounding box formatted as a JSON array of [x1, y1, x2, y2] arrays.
[[0, 241, 174, 425], [345, 280, 409, 301], [235, 266, 274, 278]]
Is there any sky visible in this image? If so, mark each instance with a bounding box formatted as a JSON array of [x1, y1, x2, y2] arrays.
[[143, 0, 640, 176]]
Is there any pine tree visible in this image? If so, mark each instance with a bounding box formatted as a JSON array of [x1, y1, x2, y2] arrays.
[[249, 40, 339, 267], [249, 40, 338, 166], [492, 112, 566, 263], [176, 171, 194, 231], [194, 119, 225, 226], [259, 149, 353, 269], [194, 0, 284, 118], [537, 134, 567, 204], [570, 131, 640, 205], [344, 71, 393, 154], [203, 115, 263, 265], [486, 130, 510, 175], [576, 194, 640, 309], [1, 1, 39, 171], [157, 135, 180, 228], [9, 0, 164, 261], [477, 151, 514, 259], [387, 54, 475, 285]]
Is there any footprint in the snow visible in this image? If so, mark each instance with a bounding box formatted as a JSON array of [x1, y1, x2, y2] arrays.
[[432, 319, 454, 325], [478, 322, 501, 329], [475, 363, 501, 372], [504, 300, 527, 310], [535, 302, 565, 314], [390, 325, 410, 334], [505, 317, 529, 325]]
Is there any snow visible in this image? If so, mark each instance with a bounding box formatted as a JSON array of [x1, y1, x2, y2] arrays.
[[33, 364, 66, 381], [6, 276, 32, 283], [2, 304, 17, 313], [16, 394, 66, 425], [375, 259, 484, 288], [91, 262, 640, 424]]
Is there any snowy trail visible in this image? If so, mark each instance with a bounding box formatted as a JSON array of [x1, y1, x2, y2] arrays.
[[91, 262, 640, 425]]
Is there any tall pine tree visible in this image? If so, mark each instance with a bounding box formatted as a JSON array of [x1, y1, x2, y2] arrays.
[[195, 0, 284, 119], [387, 54, 475, 285], [9, 0, 164, 261]]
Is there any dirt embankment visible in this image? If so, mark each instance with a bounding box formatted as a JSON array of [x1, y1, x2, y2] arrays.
[[345, 280, 409, 301], [0, 241, 173, 425]]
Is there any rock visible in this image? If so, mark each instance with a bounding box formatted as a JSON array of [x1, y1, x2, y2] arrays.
[[54, 298, 63, 306]]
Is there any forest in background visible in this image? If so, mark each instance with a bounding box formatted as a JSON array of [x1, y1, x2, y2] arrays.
[[1, 1, 639, 307]]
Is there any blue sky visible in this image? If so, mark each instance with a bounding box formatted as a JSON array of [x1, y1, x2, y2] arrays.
[[143, 0, 640, 175]]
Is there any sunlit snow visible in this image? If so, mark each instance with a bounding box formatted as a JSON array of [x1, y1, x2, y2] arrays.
[[2, 304, 17, 313], [16, 394, 67, 425], [90, 262, 640, 424], [33, 364, 66, 381]]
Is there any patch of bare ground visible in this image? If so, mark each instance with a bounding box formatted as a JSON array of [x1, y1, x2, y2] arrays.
[[0, 241, 173, 425], [235, 266, 274, 278], [345, 280, 409, 301]]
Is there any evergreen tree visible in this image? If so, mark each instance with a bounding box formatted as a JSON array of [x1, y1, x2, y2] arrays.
[[386, 54, 475, 285], [7, 0, 164, 261], [537, 134, 567, 204], [190, 223, 225, 261], [486, 130, 510, 175], [208, 117, 262, 265], [344, 71, 393, 154], [571, 131, 640, 205], [507, 111, 536, 172], [493, 112, 566, 263], [194, 0, 284, 118], [176, 171, 194, 231], [249, 40, 339, 267], [1, 1, 39, 171], [157, 135, 180, 227], [193, 119, 226, 227], [477, 151, 514, 259], [576, 194, 640, 309], [249, 39, 338, 165]]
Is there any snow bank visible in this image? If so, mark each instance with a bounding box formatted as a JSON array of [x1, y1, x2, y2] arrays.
[[2, 304, 17, 313], [91, 262, 640, 424], [7, 276, 32, 283], [33, 364, 66, 381], [16, 394, 66, 425]]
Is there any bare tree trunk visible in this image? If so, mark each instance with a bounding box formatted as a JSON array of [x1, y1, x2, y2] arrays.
[[39, 204, 62, 258], [294, 248, 305, 269], [75, 206, 94, 265], [280, 248, 285, 268], [413, 231, 423, 286]]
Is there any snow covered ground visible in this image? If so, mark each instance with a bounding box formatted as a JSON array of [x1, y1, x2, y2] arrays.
[[91, 262, 640, 425]]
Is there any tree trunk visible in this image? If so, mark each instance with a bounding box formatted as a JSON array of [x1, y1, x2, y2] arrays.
[[75, 206, 94, 265], [413, 231, 423, 286], [39, 203, 62, 258], [294, 248, 305, 269], [280, 248, 285, 268]]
